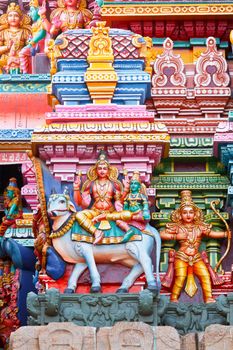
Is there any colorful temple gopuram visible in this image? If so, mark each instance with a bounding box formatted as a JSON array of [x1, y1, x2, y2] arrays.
[[1, 0, 233, 349]]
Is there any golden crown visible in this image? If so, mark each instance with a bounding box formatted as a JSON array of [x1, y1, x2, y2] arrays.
[[29, 0, 39, 7], [131, 171, 141, 184], [7, 2, 22, 16]]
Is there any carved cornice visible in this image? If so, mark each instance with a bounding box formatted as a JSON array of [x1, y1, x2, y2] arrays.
[[0, 129, 33, 140], [153, 174, 230, 190], [101, 3, 233, 20]]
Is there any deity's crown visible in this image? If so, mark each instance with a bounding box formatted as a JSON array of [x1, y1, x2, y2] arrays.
[[96, 151, 109, 165], [180, 190, 195, 207], [6, 177, 19, 192], [29, 0, 39, 8], [131, 171, 141, 184], [7, 1, 22, 16]]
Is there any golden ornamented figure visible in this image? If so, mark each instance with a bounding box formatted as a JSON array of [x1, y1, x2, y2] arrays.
[[0, 1, 31, 73], [73, 151, 130, 244], [160, 190, 229, 303], [39, 0, 93, 37]]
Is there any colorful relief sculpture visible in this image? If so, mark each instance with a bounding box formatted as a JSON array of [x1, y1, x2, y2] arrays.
[[160, 190, 230, 303], [93, 170, 151, 243], [20, 0, 46, 74], [47, 152, 161, 294], [0, 0, 31, 74], [39, 0, 93, 37], [0, 178, 23, 236], [73, 151, 130, 245]]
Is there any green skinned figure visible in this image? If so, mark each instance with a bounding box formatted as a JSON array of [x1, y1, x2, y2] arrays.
[[0, 178, 23, 236]]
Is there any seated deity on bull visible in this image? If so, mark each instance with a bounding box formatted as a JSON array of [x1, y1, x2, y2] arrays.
[[73, 151, 131, 244], [46, 152, 161, 293]]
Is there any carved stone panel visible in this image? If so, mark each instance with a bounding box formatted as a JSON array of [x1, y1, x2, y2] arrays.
[[97, 322, 154, 350], [201, 324, 233, 350]]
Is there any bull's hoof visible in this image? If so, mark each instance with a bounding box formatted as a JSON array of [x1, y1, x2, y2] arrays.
[[116, 288, 128, 294], [90, 285, 101, 293], [64, 288, 75, 294]]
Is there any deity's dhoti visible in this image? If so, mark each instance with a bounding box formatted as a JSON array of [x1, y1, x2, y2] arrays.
[[171, 256, 213, 303]]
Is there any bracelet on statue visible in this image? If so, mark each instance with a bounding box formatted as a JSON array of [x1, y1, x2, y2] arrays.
[[73, 186, 80, 191], [224, 231, 228, 238]]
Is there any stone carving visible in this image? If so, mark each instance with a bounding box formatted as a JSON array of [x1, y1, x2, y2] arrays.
[[108, 322, 154, 350], [9, 323, 95, 350], [38, 323, 96, 350], [27, 288, 157, 328], [201, 324, 233, 350], [156, 326, 181, 350], [194, 37, 230, 88]]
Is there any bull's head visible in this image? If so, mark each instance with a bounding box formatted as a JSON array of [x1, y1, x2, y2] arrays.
[[47, 193, 76, 219]]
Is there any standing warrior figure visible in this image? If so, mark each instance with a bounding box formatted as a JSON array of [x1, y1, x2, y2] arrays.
[[160, 190, 229, 303], [74, 152, 130, 244], [39, 0, 93, 37], [0, 0, 31, 73], [0, 178, 23, 236]]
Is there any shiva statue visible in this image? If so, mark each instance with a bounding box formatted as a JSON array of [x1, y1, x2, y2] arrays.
[[19, 0, 47, 74], [39, 0, 93, 37], [93, 170, 151, 243], [0, 0, 31, 73], [73, 151, 130, 244], [0, 178, 23, 236], [160, 190, 229, 303]]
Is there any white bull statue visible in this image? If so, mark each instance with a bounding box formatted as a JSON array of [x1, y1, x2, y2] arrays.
[[47, 193, 161, 294]]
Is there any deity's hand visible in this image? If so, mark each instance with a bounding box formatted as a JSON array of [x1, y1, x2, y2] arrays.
[[227, 230, 232, 239], [38, 0, 46, 16], [52, 16, 62, 30], [7, 40, 14, 51], [73, 175, 81, 191], [122, 175, 130, 192], [143, 211, 150, 221]]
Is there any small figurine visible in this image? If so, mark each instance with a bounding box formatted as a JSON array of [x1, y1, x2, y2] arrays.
[[39, 0, 93, 37], [20, 0, 47, 74], [74, 151, 130, 244], [0, 178, 23, 236], [93, 171, 150, 243], [0, 0, 31, 73], [160, 190, 230, 303]]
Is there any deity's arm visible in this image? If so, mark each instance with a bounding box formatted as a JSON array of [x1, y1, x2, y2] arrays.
[[27, 27, 46, 48], [160, 223, 178, 240], [74, 180, 91, 209], [198, 223, 226, 239], [6, 202, 17, 219], [142, 194, 151, 220], [0, 35, 9, 55], [123, 199, 129, 211]]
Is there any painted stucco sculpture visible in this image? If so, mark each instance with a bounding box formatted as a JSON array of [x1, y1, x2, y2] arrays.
[[46, 152, 161, 294], [160, 190, 230, 303], [0, 0, 31, 73]]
